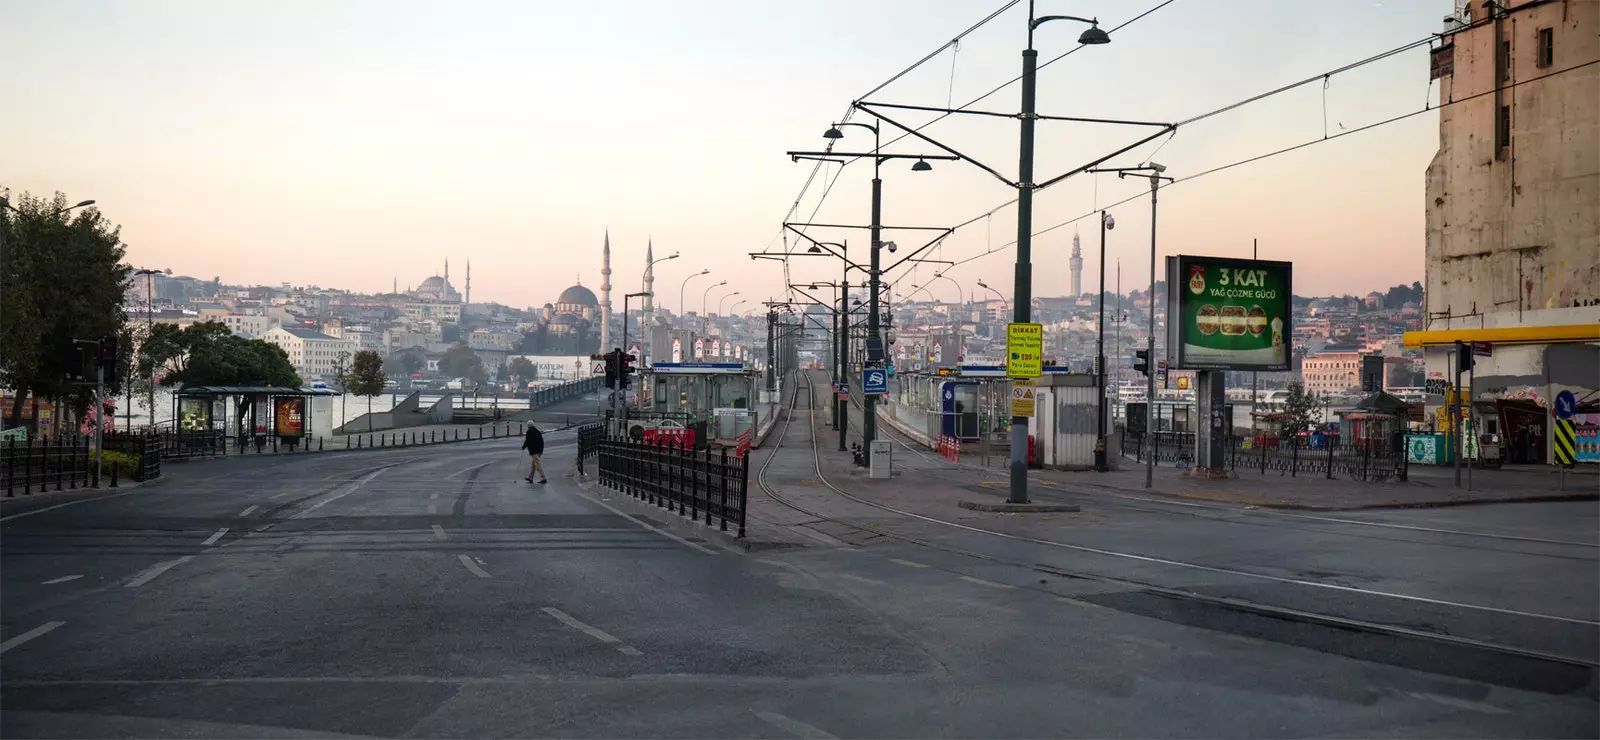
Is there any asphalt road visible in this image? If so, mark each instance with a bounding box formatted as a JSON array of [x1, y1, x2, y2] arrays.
[[3, 407, 1597, 737]]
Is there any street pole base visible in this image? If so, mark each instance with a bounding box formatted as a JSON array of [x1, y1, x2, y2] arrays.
[[1007, 459, 1029, 504], [1093, 449, 1108, 473]]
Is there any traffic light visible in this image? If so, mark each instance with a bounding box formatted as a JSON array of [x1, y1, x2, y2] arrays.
[[604, 350, 619, 389], [618, 350, 636, 389], [1456, 340, 1474, 373], [99, 336, 119, 376], [1133, 349, 1150, 376]]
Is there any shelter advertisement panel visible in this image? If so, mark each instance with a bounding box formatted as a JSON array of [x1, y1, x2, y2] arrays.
[[274, 397, 305, 438], [178, 397, 211, 432], [1165, 255, 1292, 371]]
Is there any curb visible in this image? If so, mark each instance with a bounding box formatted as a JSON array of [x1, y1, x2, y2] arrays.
[[753, 405, 786, 449], [570, 472, 756, 553], [959, 500, 1080, 513], [1066, 479, 1600, 512], [877, 406, 934, 448]]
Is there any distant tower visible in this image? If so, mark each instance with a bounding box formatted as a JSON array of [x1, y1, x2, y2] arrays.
[[642, 238, 655, 359], [464, 259, 471, 306], [600, 231, 613, 351], [1070, 233, 1084, 297], [392, 276, 397, 294], [444, 258, 449, 283]]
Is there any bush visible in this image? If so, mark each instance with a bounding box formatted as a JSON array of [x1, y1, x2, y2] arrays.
[[90, 450, 142, 479]]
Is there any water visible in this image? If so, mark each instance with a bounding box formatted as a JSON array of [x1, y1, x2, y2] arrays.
[[107, 388, 553, 431]]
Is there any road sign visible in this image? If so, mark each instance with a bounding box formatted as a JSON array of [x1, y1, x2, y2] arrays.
[[863, 368, 887, 395], [1471, 341, 1493, 358], [1555, 389, 1577, 420], [1010, 379, 1036, 418], [591, 361, 606, 376], [1554, 418, 1576, 465], [1005, 322, 1043, 378]]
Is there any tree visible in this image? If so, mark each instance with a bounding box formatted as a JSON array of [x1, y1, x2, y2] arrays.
[[141, 322, 301, 388], [384, 346, 425, 378], [439, 343, 483, 384], [1279, 381, 1323, 437], [349, 350, 386, 431], [1, 192, 130, 431], [508, 356, 536, 385], [330, 349, 354, 425]]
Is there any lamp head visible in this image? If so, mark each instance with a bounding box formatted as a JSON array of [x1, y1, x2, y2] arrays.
[[74, 200, 97, 208], [1078, 22, 1111, 45], [808, 245, 822, 253], [911, 158, 932, 172], [1146, 161, 1167, 173], [823, 126, 844, 140]]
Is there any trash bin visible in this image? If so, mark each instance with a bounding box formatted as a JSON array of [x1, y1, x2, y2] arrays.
[[870, 440, 892, 479]]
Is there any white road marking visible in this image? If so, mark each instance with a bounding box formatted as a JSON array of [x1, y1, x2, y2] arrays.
[[292, 468, 389, 518], [201, 528, 228, 546], [889, 558, 928, 569], [959, 575, 1015, 590], [0, 622, 65, 655], [568, 487, 717, 555], [1057, 596, 1104, 610], [42, 575, 83, 585], [456, 554, 490, 578], [239, 505, 259, 517], [0, 490, 142, 522], [125, 556, 194, 588], [836, 573, 886, 587], [753, 710, 839, 739], [445, 461, 497, 480], [541, 607, 643, 655], [431, 524, 447, 541]]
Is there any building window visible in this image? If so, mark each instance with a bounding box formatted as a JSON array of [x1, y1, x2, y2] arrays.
[[1500, 40, 1512, 82], [1536, 27, 1553, 69], [1496, 105, 1512, 150]]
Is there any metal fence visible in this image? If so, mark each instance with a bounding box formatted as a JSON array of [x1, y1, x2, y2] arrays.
[[576, 422, 604, 476], [596, 436, 747, 537], [0, 433, 156, 496], [1120, 430, 1407, 482], [530, 376, 601, 408]]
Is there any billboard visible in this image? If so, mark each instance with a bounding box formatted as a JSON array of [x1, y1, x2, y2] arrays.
[[274, 397, 305, 438], [1165, 255, 1292, 371]]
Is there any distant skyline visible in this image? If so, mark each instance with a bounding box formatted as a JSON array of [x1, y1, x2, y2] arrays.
[[3, 1, 1440, 310]]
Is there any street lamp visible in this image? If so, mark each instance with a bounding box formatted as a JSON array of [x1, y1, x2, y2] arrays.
[[619, 291, 652, 420], [133, 267, 171, 430], [976, 279, 1010, 310], [700, 280, 728, 336], [680, 269, 710, 327], [717, 291, 742, 318]]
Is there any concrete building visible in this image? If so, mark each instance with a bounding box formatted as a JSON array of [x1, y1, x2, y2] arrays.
[[1408, 0, 1599, 463], [404, 301, 462, 324], [261, 326, 357, 381], [219, 314, 276, 338], [1300, 350, 1364, 397]]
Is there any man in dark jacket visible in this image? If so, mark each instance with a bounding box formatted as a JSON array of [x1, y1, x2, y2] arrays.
[[521, 424, 547, 484]]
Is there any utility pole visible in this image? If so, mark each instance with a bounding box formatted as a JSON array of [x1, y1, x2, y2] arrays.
[[838, 277, 849, 452], [765, 309, 777, 396], [1250, 238, 1259, 437], [1008, 20, 1041, 505], [864, 162, 883, 462], [1145, 176, 1162, 490], [1095, 210, 1111, 472]]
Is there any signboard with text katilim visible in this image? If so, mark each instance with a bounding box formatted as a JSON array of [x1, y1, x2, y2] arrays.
[[1005, 322, 1043, 378], [1165, 255, 1292, 371]]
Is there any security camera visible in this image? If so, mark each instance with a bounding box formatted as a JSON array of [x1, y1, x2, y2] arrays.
[[1103, 213, 1116, 230], [1147, 161, 1167, 173], [884, 241, 898, 253]]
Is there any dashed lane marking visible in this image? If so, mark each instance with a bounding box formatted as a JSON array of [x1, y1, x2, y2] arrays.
[[541, 607, 643, 656], [42, 575, 83, 585], [456, 554, 491, 578], [201, 528, 228, 546], [0, 490, 142, 522], [836, 573, 886, 587], [239, 505, 259, 517], [125, 556, 194, 588], [0, 622, 65, 655], [431, 524, 448, 541], [959, 575, 1015, 590], [889, 558, 928, 569], [1057, 596, 1105, 610], [753, 710, 839, 739]]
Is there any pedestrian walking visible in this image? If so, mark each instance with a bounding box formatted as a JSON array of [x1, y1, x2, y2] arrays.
[[522, 424, 548, 484]]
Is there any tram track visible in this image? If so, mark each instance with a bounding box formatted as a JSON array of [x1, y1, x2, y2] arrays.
[[756, 370, 1600, 675]]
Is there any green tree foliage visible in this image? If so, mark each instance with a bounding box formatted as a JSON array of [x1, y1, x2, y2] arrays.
[[383, 346, 426, 378], [439, 343, 485, 384], [1, 192, 130, 430], [507, 356, 535, 384], [349, 350, 387, 431], [1278, 381, 1324, 437], [140, 322, 301, 388]]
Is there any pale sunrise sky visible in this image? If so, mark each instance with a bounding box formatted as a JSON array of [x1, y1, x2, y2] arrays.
[[2, 0, 1445, 311]]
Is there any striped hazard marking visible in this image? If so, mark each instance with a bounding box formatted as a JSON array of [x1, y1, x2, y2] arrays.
[[1553, 418, 1576, 465]]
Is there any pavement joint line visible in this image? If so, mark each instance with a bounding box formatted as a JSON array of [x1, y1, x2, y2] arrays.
[[201, 528, 228, 546], [0, 621, 65, 655], [752, 710, 839, 740], [0, 490, 142, 522], [959, 575, 1015, 590], [239, 505, 259, 517], [456, 553, 491, 578], [124, 556, 194, 588], [432, 524, 448, 541], [889, 558, 929, 568], [541, 606, 643, 655], [42, 574, 84, 585]]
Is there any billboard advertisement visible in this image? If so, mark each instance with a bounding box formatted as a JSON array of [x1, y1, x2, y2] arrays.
[[274, 397, 306, 438], [1165, 255, 1292, 371]]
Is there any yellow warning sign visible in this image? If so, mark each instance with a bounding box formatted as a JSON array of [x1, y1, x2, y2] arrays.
[[1010, 381, 1036, 418], [1006, 322, 1043, 378], [1554, 418, 1576, 465]]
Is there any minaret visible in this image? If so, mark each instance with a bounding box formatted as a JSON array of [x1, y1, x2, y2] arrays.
[[444, 258, 449, 283], [600, 231, 613, 351], [642, 238, 655, 361], [464, 259, 471, 306], [1070, 233, 1084, 297]]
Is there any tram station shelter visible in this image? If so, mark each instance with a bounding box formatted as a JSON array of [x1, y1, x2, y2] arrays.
[[173, 385, 341, 447], [639, 362, 761, 445]]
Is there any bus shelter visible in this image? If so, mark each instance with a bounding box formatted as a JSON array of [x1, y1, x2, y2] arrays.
[[639, 363, 759, 446], [173, 385, 339, 453]]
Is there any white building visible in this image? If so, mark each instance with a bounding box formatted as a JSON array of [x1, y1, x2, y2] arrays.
[[261, 326, 357, 381], [219, 314, 276, 339]]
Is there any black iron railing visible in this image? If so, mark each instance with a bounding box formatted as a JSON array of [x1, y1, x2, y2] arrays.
[[576, 422, 604, 476], [596, 436, 747, 537], [1121, 430, 1407, 482]]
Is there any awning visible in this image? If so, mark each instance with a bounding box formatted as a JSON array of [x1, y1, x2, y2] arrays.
[[1402, 323, 1599, 349]]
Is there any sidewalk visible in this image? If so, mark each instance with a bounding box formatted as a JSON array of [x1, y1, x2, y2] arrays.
[[876, 404, 1596, 511]]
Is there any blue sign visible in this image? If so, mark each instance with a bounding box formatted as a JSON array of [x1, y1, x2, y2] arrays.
[[1555, 389, 1577, 420], [863, 368, 887, 395]]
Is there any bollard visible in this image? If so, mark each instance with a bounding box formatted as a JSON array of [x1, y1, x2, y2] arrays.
[[320, 437, 324, 452], [110, 461, 119, 488], [1325, 439, 1335, 480], [455, 428, 459, 441], [1291, 437, 1299, 477], [381, 434, 386, 448]]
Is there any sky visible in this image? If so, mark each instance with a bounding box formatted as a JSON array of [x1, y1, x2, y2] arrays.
[[1, 0, 1447, 313]]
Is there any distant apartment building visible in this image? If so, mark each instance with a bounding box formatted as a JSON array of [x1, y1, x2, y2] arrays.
[[405, 301, 461, 324], [261, 326, 357, 381], [1409, 0, 1599, 462], [219, 314, 276, 338], [1300, 350, 1364, 397], [468, 329, 519, 352]]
